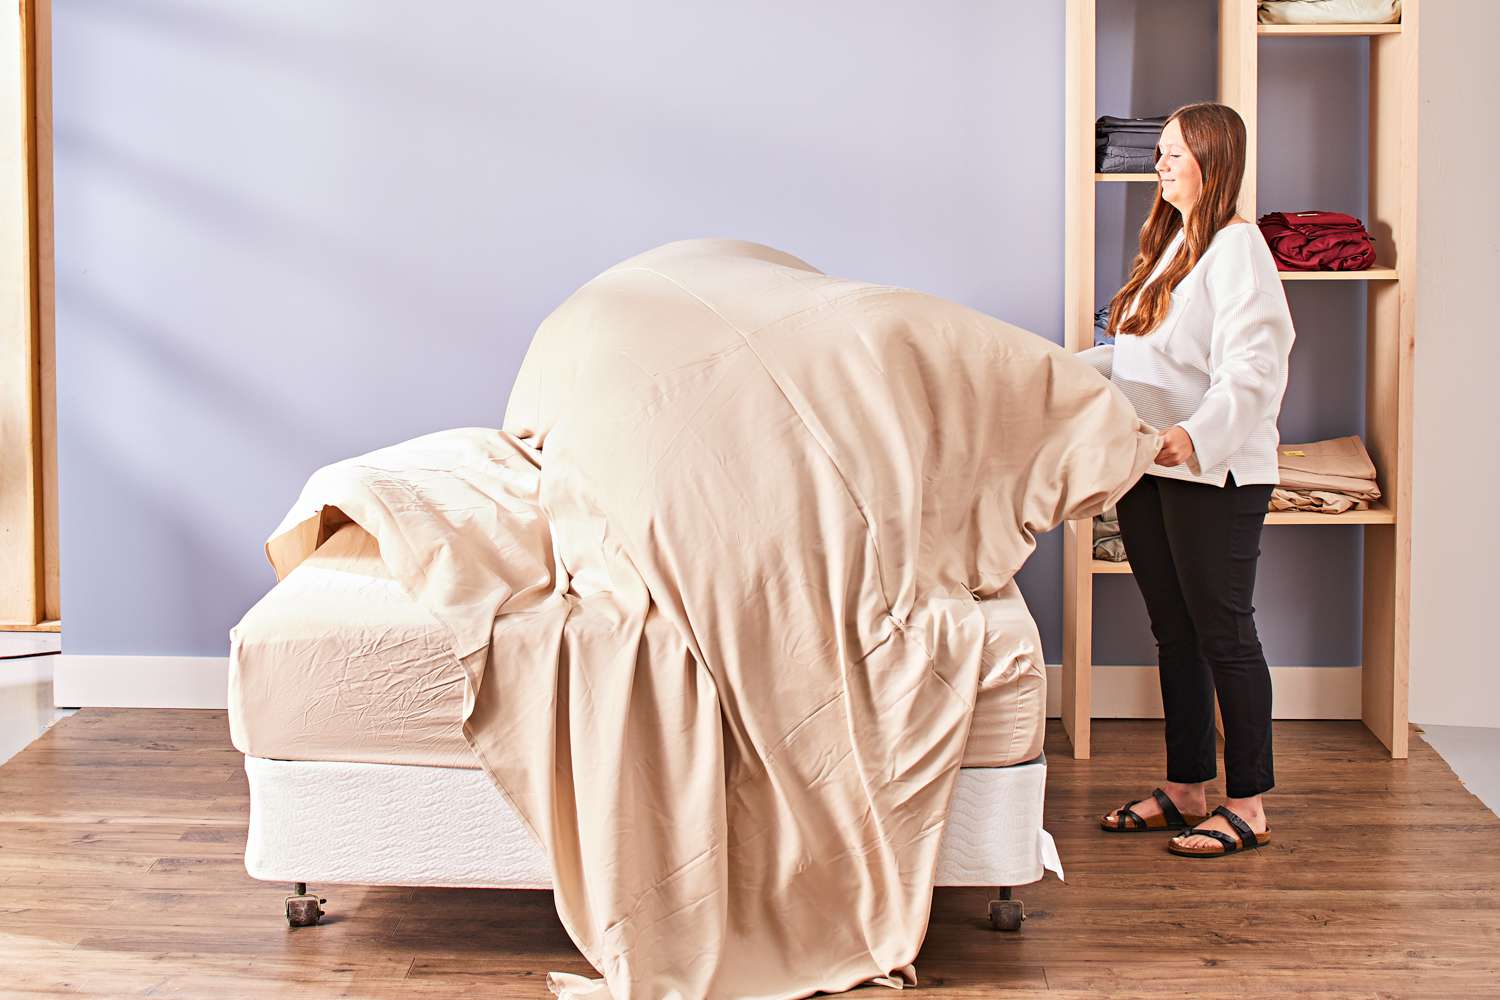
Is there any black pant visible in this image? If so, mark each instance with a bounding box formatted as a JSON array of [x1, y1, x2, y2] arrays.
[[1115, 472, 1275, 799]]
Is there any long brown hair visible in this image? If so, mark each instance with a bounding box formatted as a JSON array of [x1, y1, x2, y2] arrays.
[[1107, 102, 1246, 337]]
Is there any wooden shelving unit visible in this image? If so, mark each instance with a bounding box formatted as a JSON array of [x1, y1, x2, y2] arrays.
[[1061, 0, 1418, 759]]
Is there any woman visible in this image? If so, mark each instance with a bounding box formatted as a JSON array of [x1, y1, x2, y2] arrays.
[[1083, 102, 1294, 858]]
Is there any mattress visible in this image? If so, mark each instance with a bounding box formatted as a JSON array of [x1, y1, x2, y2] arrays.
[[243, 754, 1064, 889], [229, 523, 1047, 769]]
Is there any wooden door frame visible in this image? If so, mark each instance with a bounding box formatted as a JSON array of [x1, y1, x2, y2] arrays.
[[3, 0, 57, 631]]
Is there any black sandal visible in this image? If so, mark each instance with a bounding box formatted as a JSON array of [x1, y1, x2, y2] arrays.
[[1168, 805, 1272, 857], [1100, 787, 1207, 833]]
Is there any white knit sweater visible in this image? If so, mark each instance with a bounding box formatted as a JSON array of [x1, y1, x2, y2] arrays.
[[1080, 222, 1296, 487]]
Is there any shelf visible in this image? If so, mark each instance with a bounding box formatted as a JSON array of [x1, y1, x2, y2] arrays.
[[1257, 23, 1402, 36], [1090, 503, 1397, 574], [1265, 501, 1395, 525], [1096, 172, 1157, 183], [0, 619, 61, 633], [1279, 267, 1399, 281]]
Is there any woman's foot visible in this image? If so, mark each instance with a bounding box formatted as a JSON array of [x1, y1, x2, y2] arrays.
[[1170, 796, 1268, 851], [1100, 781, 1208, 831]]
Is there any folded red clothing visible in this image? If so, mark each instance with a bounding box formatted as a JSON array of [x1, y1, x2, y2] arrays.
[[1258, 210, 1376, 271]]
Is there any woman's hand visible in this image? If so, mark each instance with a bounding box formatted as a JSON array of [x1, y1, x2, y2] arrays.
[[1155, 425, 1196, 467]]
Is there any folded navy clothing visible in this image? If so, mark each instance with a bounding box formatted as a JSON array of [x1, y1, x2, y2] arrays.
[[1096, 115, 1167, 172], [1097, 147, 1157, 173], [1096, 114, 1168, 133], [1096, 130, 1161, 150]]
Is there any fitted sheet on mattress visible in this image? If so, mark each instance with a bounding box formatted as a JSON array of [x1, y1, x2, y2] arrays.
[[229, 523, 1046, 769]]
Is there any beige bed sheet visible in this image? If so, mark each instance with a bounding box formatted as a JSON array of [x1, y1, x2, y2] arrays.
[[229, 523, 1046, 772], [254, 239, 1159, 998]]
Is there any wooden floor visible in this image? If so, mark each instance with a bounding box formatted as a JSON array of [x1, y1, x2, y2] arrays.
[[2, 711, 1497, 999]]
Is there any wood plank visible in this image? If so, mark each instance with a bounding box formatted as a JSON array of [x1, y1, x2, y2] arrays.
[[34, 0, 57, 623], [1064, 0, 1094, 357], [1258, 23, 1402, 36], [1265, 502, 1395, 525], [0, 710, 1495, 997], [0, 0, 45, 625], [1218, 0, 1258, 220], [0, 619, 60, 632], [1060, 0, 1095, 761], [1360, 3, 1418, 759], [1062, 519, 1092, 758], [1092, 501, 1400, 575], [1278, 267, 1399, 281]]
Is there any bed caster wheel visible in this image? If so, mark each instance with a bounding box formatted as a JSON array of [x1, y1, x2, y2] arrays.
[[285, 883, 326, 927], [988, 898, 1024, 932]]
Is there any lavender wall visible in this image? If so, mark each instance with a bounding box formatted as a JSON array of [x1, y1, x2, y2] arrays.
[[54, 0, 1370, 667]]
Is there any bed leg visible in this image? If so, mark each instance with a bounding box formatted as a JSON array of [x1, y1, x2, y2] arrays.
[[285, 882, 327, 927], [987, 887, 1024, 932]]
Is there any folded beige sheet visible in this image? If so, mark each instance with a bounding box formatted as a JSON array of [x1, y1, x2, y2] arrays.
[[1269, 488, 1368, 514], [1275, 435, 1381, 499], [259, 239, 1159, 998], [230, 522, 1046, 771], [1258, 0, 1401, 26]]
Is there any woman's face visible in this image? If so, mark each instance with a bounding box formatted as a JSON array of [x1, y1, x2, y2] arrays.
[[1156, 119, 1202, 215]]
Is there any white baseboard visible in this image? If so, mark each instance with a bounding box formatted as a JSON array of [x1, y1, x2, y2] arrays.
[[53, 654, 1364, 720], [1043, 664, 1363, 720], [53, 655, 230, 709]]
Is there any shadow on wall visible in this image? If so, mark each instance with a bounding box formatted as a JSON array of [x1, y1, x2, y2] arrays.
[[55, 0, 1069, 657], [62, 0, 1035, 306], [59, 426, 259, 656]]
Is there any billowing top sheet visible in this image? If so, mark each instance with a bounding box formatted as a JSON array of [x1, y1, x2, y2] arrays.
[[264, 239, 1159, 998]]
